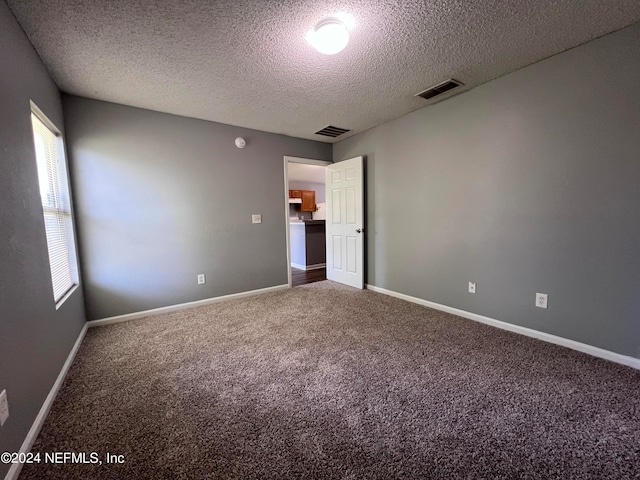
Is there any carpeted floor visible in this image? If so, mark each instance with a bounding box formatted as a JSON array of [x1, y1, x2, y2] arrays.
[[21, 281, 640, 479]]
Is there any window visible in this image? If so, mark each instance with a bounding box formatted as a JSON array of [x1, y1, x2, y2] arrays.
[[30, 103, 78, 305]]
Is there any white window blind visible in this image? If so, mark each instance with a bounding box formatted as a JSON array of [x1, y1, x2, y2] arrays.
[[31, 109, 77, 303]]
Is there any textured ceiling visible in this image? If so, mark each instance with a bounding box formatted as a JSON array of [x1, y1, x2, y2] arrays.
[[7, 1, 640, 143]]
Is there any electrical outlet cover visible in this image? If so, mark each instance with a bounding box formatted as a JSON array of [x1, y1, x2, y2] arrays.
[[0, 390, 9, 426], [197, 274, 206, 285], [252, 214, 262, 224], [468, 282, 476, 293], [536, 293, 548, 309]]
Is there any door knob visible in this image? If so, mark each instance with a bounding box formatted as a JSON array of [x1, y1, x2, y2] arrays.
[[356, 228, 364, 233]]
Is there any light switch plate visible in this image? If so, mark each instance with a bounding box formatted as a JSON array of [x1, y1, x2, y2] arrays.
[[0, 390, 9, 426], [252, 214, 262, 224], [536, 293, 548, 309]]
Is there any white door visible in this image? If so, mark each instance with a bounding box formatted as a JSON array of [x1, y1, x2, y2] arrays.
[[325, 156, 364, 289]]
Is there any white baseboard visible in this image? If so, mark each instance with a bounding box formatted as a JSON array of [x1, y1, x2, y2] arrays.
[[365, 284, 640, 370], [88, 284, 290, 327], [305, 263, 326, 271], [5, 324, 88, 480], [291, 263, 326, 271]]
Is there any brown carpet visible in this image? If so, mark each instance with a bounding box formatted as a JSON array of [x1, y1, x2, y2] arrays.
[[21, 281, 640, 479]]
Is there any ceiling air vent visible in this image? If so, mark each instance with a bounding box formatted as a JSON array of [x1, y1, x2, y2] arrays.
[[416, 79, 464, 100], [315, 125, 351, 138]]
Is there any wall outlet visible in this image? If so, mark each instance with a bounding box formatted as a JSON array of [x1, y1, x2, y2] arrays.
[[0, 390, 9, 426], [197, 274, 206, 285], [252, 214, 262, 224], [536, 293, 548, 309], [468, 282, 476, 294]]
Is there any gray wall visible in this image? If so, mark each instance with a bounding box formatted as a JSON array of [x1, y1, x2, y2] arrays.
[[0, 2, 86, 476], [63, 96, 331, 320], [334, 22, 640, 359]]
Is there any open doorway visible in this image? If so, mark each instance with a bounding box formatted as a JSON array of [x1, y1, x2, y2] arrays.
[[283, 156, 332, 287]]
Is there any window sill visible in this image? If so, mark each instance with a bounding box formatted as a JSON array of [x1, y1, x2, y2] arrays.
[[55, 284, 79, 310]]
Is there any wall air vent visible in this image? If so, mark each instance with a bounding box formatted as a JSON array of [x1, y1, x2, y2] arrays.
[[416, 79, 464, 100], [315, 125, 351, 138]]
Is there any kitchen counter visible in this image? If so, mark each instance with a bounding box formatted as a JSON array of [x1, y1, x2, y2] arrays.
[[290, 219, 326, 225], [290, 220, 326, 269]]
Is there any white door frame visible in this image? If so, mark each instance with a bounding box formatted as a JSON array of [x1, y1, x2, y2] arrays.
[[283, 156, 333, 287]]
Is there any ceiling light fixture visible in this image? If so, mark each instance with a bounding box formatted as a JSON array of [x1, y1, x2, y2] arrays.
[[307, 18, 349, 55]]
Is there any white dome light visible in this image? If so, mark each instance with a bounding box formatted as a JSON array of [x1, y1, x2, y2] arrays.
[[307, 18, 349, 55]]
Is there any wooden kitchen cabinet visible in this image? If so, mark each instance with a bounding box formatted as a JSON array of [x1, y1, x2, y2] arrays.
[[301, 190, 316, 212], [289, 189, 315, 212]]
